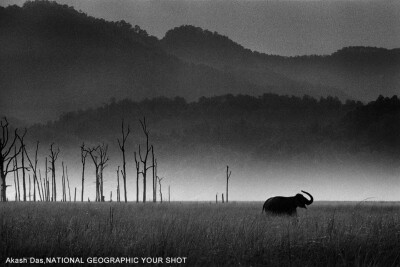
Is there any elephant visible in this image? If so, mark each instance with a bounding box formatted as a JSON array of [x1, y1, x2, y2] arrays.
[[262, 190, 313, 215]]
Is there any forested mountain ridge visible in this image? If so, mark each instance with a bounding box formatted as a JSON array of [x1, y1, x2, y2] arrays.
[[27, 94, 400, 163], [161, 25, 348, 100], [0, 1, 265, 122], [1, 1, 399, 123], [162, 26, 400, 102]]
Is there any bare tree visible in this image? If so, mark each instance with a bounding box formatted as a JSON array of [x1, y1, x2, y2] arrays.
[[86, 146, 100, 202], [61, 162, 66, 201], [98, 144, 109, 202], [38, 169, 45, 201], [25, 141, 42, 201], [168, 185, 170, 203], [86, 147, 99, 201], [138, 117, 152, 203], [66, 165, 71, 202], [49, 143, 60, 201], [28, 174, 31, 201], [116, 166, 120, 202], [45, 157, 49, 201], [152, 146, 156, 202], [80, 143, 88, 202], [13, 168, 17, 201], [226, 165, 232, 203], [13, 155, 20, 201], [117, 120, 130, 203], [17, 129, 27, 201], [157, 176, 163, 203], [134, 152, 140, 203], [85, 144, 109, 202], [0, 118, 23, 202]]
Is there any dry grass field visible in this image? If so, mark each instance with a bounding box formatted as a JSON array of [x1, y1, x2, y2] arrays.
[[1, 202, 400, 266]]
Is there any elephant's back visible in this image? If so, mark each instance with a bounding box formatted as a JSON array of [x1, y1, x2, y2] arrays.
[[263, 196, 288, 211]]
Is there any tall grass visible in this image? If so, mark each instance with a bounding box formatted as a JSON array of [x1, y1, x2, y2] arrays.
[[1, 202, 399, 266]]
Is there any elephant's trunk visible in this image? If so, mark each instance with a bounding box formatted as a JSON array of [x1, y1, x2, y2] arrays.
[[301, 190, 313, 205]]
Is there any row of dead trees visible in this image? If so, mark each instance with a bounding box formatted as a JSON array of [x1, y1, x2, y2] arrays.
[[3, 124, 79, 203], [0, 116, 169, 203], [115, 117, 165, 203], [0, 117, 62, 202]]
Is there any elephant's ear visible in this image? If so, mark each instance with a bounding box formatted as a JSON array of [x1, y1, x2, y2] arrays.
[[295, 194, 306, 208]]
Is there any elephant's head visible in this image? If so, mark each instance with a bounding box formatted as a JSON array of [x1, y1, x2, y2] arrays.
[[295, 190, 314, 209]]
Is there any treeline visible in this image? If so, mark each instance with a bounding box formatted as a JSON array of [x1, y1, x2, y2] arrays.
[[342, 95, 400, 153], [27, 94, 400, 161], [162, 25, 400, 101]]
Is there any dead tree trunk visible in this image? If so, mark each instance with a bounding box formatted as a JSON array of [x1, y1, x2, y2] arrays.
[[74, 187, 76, 202], [38, 169, 44, 201], [0, 118, 23, 202], [40, 169, 46, 202], [226, 165, 232, 203], [86, 146, 100, 202], [95, 167, 99, 201], [153, 155, 159, 203], [99, 166, 104, 202], [134, 152, 140, 203], [118, 120, 130, 203], [157, 176, 163, 203], [18, 130, 27, 201], [80, 143, 88, 202], [152, 147, 156, 202], [49, 144, 60, 201], [222, 193, 225, 203], [116, 166, 120, 202], [168, 185, 170, 203], [24, 141, 41, 201], [85, 144, 108, 202], [0, 171, 5, 202], [138, 117, 152, 203], [45, 157, 49, 201], [98, 145, 108, 202], [62, 162, 66, 201], [28, 174, 31, 201], [66, 165, 71, 202], [14, 156, 20, 201], [13, 169, 17, 201], [21, 150, 26, 201]]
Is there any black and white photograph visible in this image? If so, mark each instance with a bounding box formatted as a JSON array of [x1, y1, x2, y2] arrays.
[[0, 0, 399, 266]]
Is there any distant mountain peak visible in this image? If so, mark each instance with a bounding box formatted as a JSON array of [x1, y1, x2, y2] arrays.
[[162, 25, 250, 55], [1, 0, 158, 49]]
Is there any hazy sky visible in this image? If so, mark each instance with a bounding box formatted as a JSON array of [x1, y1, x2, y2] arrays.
[[3, 0, 400, 56]]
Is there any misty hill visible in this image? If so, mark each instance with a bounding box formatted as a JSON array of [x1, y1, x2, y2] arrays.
[[1, 1, 399, 124], [1, 1, 356, 124], [162, 26, 400, 102], [0, 1, 265, 122], [27, 94, 400, 166]]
